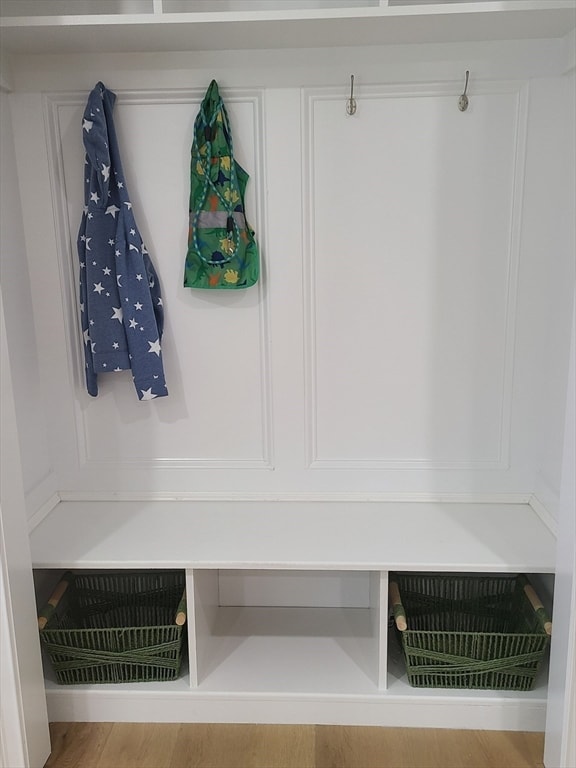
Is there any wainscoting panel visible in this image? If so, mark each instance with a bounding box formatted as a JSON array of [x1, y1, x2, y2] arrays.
[[303, 84, 525, 469], [47, 90, 272, 470]]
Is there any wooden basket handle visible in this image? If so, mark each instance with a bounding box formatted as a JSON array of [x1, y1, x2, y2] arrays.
[[389, 581, 407, 631], [38, 572, 73, 630], [175, 588, 187, 627], [523, 582, 552, 636]]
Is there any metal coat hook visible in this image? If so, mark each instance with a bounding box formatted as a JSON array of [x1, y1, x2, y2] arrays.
[[346, 74, 357, 116], [458, 70, 470, 112]]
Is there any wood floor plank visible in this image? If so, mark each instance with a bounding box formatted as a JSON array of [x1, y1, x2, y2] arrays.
[[43, 723, 113, 768], [315, 725, 396, 768], [95, 723, 180, 768], [406, 729, 544, 768], [43, 724, 545, 768], [169, 724, 315, 768], [316, 726, 462, 768], [475, 731, 545, 768], [315, 726, 545, 768], [400, 728, 470, 768]]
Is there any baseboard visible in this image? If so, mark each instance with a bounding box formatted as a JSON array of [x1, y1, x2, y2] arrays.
[[529, 495, 559, 538], [45, 690, 546, 731], [27, 492, 60, 534]]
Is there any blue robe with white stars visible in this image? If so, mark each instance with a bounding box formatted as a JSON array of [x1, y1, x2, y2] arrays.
[[77, 82, 167, 401]]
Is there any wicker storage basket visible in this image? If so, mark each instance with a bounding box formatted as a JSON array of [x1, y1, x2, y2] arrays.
[[38, 571, 186, 685], [389, 573, 551, 691]]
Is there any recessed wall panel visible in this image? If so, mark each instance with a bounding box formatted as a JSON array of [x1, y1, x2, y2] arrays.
[[53, 92, 270, 468], [304, 87, 522, 467]]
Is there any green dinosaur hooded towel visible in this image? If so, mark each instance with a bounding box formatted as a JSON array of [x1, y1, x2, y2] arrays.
[[184, 80, 259, 289]]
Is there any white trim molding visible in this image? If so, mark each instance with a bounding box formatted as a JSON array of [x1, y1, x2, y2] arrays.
[[44, 687, 547, 732], [301, 80, 528, 471], [529, 494, 559, 538], [43, 87, 273, 473]]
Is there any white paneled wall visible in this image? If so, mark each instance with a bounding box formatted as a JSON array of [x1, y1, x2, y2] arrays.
[[5, 42, 573, 511], [0, 91, 54, 514]]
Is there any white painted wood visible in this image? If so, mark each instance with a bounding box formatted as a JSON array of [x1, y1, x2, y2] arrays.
[[54, 491, 533, 504], [0, 89, 50, 768], [0, 0, 571, 17], [0, 552, 26, 768], [521, 76, 576, 528], [42, 684, 547, 730], [0, 91, 53, 511], [5, 71, 565, 498], [303, 83, 522, 470], [4, 69, 560, 491], [194, 604, 379, 693], [533, 59, 576, 750], [529, 495, 558, 538], [186, 569, 383, 696], [26, 493, 61, 535], [28, 500, 556, 571], [372, 570, 388, 690], [192, 569, 220, 686], [0, 0, 153, 15], [9, 91, 81, 495], [48, 91, 270, 472], [219, 569, 370, 607], [185, 569, 199, 688], [7, 40, 570, 95], [0, 300, 50, 767], [0, 2, 574, 55], [545, 305, 576, 767], [166, 1, 381, 10]]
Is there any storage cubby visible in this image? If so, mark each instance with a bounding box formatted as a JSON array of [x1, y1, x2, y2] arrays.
[[387, 572, 553, 693], [35, 569, 187, 685], [190, 569, 387, 693], [33, 560, 554, 728]]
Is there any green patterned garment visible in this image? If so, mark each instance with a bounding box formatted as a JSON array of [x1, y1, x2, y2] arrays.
[[184, 80, 259, 289]]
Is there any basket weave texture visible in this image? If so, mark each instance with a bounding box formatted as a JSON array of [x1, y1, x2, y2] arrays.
[[393, 573, 550, 691], [40, 571, 185, 684]]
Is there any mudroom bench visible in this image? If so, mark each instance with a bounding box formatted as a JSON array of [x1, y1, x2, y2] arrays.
[[30, 498, 556, 730]]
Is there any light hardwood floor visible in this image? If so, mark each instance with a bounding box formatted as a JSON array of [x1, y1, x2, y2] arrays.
[[43, 723, 545, 768]]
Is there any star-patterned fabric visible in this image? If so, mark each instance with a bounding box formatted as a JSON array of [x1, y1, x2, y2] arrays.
[[78, 82, 168, 401]]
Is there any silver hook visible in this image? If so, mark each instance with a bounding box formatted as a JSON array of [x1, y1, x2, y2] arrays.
[[346, 74, 357, 116], [458, 70, 470, 112]]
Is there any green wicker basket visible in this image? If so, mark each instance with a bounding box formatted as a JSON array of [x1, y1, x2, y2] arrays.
[[38, 571, 186, 685], [389, 573, 551, 691]]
